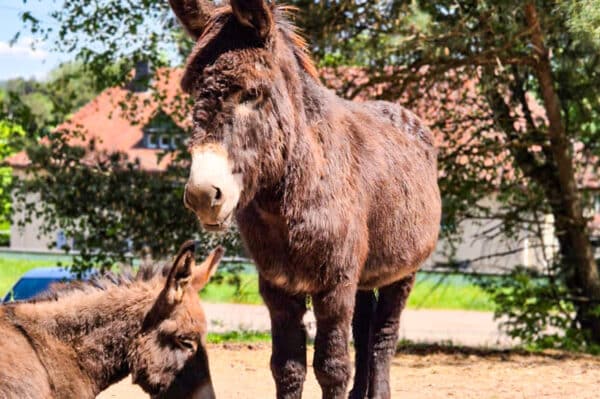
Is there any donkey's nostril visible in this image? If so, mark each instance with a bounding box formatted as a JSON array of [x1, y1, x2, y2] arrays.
[[210, 185, 224, 208], [210, 186, 223, 208], [213, 186, 222, 201]]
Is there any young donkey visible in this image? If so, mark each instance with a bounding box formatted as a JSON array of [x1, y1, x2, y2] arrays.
[[172, 1, 441, 398], [0, 242, 223, 399]]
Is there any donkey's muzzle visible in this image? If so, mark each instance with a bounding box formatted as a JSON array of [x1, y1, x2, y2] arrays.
[[184, 183, 224, 212], [185, 145, 242, 232], [184, 183, 235, 232]]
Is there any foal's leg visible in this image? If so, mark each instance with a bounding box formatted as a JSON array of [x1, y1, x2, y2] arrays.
[[312, 284, 356, 399], [368, 273, 416, 399], [259, 277, 308, 399], [349, 290, 376, 399]]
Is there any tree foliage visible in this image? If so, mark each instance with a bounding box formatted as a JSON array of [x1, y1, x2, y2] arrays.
[[563, 0, 600, 47], [1, 62, 99, 130], [0, 120, 25, 226], [13, 128, 242, 273]]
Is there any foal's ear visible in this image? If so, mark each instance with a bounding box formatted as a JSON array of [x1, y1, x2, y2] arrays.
[[165, 240, 197, 304], [169, 0, 216, 39], [230, 0, 274, 40], [192, 246, 225, 291]]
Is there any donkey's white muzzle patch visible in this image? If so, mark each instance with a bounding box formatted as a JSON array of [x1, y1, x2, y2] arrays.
[[184, 145, 242, 231]]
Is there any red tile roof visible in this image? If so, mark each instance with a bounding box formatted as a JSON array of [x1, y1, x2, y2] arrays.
[[7, 68, 188, 172]]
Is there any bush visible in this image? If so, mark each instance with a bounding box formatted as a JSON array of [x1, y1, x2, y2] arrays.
[[0, 231, 9, 247], [477, 267, 600, 353]]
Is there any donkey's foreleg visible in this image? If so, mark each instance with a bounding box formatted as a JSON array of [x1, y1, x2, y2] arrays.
[[259, 277, 308, 399], [349, 290, 376, 399], [313, 283, 356, 399], [368, 273, 416, 399]]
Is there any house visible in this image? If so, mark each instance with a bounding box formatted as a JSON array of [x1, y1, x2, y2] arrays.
[[7, 67, 600, 272], [7, 68, 188, 253]]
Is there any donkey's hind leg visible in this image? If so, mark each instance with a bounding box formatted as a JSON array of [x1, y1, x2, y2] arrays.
[[259, 277, 308, 399], [368, 273, 416, 399], [349, 290, 376, 399]]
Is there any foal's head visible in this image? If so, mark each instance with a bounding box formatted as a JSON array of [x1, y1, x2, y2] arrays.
[[170, 0, 317, 231], [129, 241, 223, 398]]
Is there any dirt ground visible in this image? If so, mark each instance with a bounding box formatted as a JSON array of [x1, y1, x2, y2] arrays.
[[98, 344, 600, 399]]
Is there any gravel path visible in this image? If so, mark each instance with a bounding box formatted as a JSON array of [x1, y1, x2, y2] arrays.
[[204, 303, 511, 347]]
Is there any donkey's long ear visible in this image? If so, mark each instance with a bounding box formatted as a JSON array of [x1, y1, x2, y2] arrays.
[[192, 246, 225, 291], [165, 240, 197, 304], [230, 0, 274, 40], [169, 0, 215, 39]]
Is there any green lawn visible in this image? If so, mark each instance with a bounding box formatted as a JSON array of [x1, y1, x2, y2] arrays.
[[408, 274, 494, 311], [201, 273, 262, 304], [0, 256, 494, 311], [0, 257, 57, 297], [207, 330, 271, 344], [201, 272, 495, 311]]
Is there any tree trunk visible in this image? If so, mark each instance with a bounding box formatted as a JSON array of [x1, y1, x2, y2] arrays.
[[524, 3, 600, 343]]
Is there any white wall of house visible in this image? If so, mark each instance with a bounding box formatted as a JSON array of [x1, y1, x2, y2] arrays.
[[425, 198, 558, 273], [9, 170, 64, 253], [10, 191, 61, 253]]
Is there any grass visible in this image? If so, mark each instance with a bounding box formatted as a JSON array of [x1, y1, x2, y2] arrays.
[[207, 330, 271, 344], [0, 256, 494, 311], [0, 257, 57, 297], [201, 272, 494, 311], [201, 273, 262, 305], [408, 274, 495, 311]]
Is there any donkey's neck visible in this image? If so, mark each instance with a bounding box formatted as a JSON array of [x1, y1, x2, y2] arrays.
[[284, 74, 348, 187], [14, 281, 159, 394], [300, 74, 337, 125]]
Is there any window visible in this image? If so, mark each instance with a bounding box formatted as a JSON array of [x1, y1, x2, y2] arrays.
[[144, 131, 184, 150], [171, 136, 180, 149], [143, 110, 185, 150], [159, 135, 171, 149], [146, 133, 157, 149], [56, 231, 67, 249]]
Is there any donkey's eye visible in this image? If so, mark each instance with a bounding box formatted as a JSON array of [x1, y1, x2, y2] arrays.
[[240, 89, 259, 103], [175, 336, 198, 352]]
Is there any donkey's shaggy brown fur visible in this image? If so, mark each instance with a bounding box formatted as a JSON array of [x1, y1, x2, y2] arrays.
[[172, 1, 441, 398], [0, 243, 223, 399]]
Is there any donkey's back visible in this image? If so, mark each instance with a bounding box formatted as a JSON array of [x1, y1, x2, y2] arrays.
[[0, 309, 52, 399]]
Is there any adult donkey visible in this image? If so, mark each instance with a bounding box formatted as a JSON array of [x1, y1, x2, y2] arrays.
[[0, 242, 223, 399], [172, 1, 441, 398]]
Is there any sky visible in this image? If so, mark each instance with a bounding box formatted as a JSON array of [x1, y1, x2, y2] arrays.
[[0, 0, 69, 81]]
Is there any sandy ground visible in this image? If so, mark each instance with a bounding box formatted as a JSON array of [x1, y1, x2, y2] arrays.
[[99, 344, 600, 399]]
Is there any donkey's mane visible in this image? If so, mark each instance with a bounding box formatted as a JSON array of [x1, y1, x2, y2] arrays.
[[26, 263, 169, 304], [275, 6, 319, 79]]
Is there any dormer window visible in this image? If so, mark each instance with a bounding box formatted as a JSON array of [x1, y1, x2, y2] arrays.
[[142, 110, 185, 151]]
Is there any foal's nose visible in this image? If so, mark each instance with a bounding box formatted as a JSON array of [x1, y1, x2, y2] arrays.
[[184, 183, 225, 212]]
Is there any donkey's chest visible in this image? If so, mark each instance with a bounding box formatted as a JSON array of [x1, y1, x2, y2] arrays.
[[237, 201, 354, 293]]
